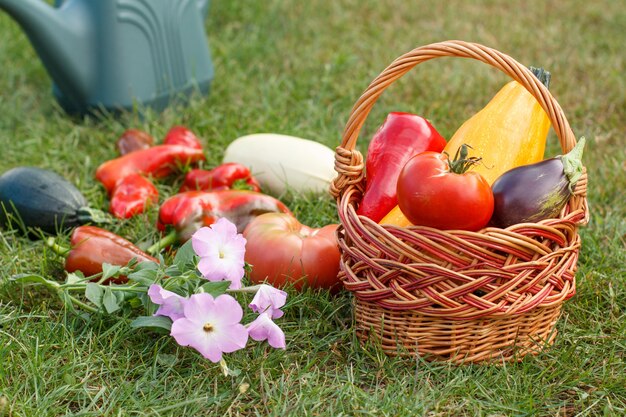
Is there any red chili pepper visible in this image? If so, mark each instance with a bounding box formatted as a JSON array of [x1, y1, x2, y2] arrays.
[[154, 190, 293, 246], [109, 173, 159, 219], [64, 226, 158, 283], [95, 144, 205, 194], [116, 129, 154, 155], [357, 112, 447, 222], [180, 163, 262, 193], [163, 126, 203, 150]]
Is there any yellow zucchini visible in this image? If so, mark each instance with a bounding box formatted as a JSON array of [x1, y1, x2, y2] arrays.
[[443, 67, 552, 185]]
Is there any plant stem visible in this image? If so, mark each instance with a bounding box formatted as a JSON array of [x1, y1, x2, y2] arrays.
[[46, 237, 70, 257], [146, 230, 178, 255], [64, 293, 99, 313]]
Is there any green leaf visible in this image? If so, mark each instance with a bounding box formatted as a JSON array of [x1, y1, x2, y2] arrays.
[[10, 273, 55, 286], [85, 283, 104, 307], [164, 264, 182, 278], [173, 239, 197, 269], [127, 262, 159, 285], [65, 272, 84, 285], [128, 297, 144, 309], [102, 288, 121, 314], [101, 263, 122, 281], [198, 281, 231, 297], [130, 316, 172, 332]]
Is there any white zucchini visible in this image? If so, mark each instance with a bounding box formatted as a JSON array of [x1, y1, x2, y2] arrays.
[[222, 133, 337, 196]]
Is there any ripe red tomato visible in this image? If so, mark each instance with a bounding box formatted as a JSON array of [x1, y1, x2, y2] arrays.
[[243, 213, 341, 291], [396, 149, 494, 231]]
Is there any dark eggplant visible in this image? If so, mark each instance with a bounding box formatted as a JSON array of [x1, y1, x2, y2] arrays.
[[490, 138, 585, 228], [0, 167, 110, 234]]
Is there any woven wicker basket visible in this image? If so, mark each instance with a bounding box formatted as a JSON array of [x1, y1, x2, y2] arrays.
[[330, 40, 588, 364]]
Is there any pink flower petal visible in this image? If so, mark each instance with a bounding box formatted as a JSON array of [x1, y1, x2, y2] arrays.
[[247, 313, 286, 349], [182, 293, 217, 324], [213, 294, 244, 324], [148, 284, 187, 321], [249, 285, 287, 319], [192, 218, 247, 289], [171, 293, 248, 362], [191, 227, 218, 257], [210, 217, 239, 237], [171, 318, 224, 362], [215, 324, 249, 353]]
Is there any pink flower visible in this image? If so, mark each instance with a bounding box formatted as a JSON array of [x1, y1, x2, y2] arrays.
[[249, 284, 287, 319], [247, 312, 286, 349], [170, 293, 248, 362], [148, 284, 187, 321], [192, 218, 247, 289]]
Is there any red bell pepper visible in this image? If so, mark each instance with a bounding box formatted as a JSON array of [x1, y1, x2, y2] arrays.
[[357, 112, 447, 222], [63, 225, 158, 283], [180, 163, 261, 193], [116, 129, 154, 155], [151, 190, 293, 251], [109, 173, 159, 219], [95, 144, 205, 194], [163, 126, 203, 150]]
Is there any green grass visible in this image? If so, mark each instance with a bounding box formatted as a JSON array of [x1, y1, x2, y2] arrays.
[[0, 0, 625, 415]]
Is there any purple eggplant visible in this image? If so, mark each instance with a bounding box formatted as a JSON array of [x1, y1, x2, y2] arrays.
[[490, 138, 586, 228]]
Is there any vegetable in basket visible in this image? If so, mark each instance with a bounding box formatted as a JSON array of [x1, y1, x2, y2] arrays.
[[243, 213, 341, 291], [180, 163, 261, 193], [357, 112, 447, 222], [0, 167, 109, 234], [443, 67, 552, 185], [47, 225, 157, 284], [396, 145, 494, 231], [490, 137, 586, 228], [150, 190, 293, 253], [222, 133, 337, 196]]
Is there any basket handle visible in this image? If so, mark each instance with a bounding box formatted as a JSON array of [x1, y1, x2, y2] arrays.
[[331, 40, 578, 199]]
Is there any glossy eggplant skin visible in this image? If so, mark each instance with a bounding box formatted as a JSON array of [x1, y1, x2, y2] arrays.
[[490, 158, 571, 228], [0, 167, 89, 233]]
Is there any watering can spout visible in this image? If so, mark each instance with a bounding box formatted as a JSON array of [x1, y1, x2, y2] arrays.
[[0, 0, 93, 108]]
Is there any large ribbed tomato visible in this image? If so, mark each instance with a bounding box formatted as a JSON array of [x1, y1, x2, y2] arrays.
[[396, 148, 494, 231], [243, 213, 341, 291]]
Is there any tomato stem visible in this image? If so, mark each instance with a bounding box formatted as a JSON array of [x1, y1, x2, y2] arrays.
[[448, 144, 483, 174]]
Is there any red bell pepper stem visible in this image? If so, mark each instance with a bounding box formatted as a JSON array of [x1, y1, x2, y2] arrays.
[[146, 230, 179, 255]]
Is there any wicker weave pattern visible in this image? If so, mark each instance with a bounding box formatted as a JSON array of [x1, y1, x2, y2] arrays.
[[331, 40, 588, 363]]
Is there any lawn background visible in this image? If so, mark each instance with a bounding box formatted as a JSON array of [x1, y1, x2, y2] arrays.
[[0, 0, 624, 416]]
